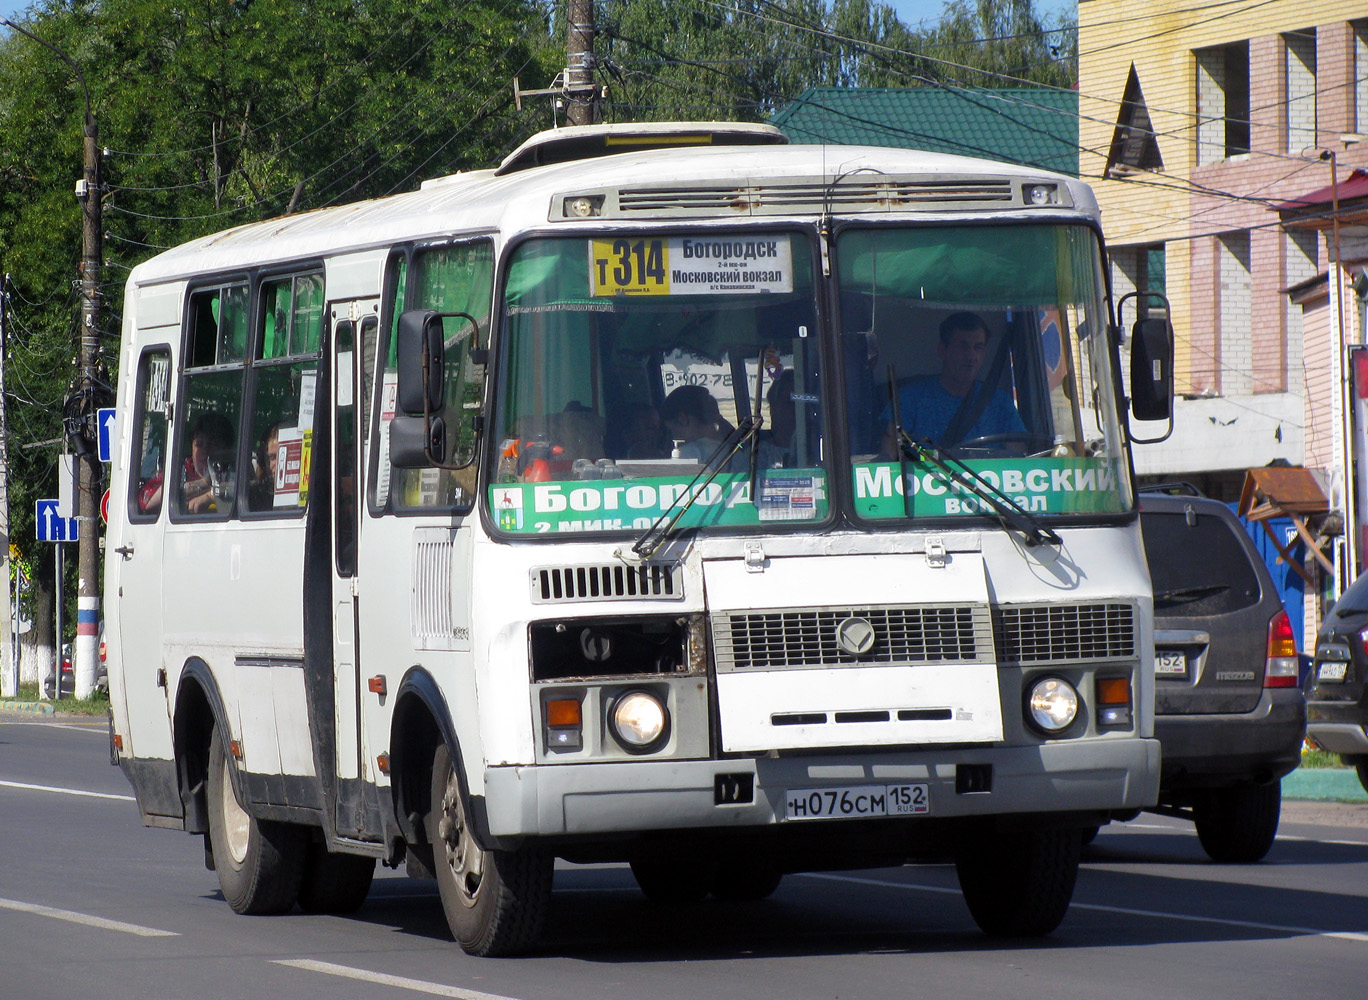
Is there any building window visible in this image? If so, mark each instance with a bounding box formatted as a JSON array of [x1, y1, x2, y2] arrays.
[[1196, 42, 1250, 164], [1356, 21, 1368, 135], [1218, 232, 1252, 396], [1111, 243, 1166, 320], [1105, 65, 1164, 177], [1285, 29, 1317, 154], [1286, 228, 1319, 288]]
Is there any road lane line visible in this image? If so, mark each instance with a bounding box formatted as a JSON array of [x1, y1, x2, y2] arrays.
[[0, 898, 178, 937], [0, 778, 134, 802], [275, 959, 522, 999], [803, 873, 1368, 942]]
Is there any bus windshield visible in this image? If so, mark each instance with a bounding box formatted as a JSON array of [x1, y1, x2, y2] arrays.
[[491, 231, 828, 536], [838, 223, 1131, 522]]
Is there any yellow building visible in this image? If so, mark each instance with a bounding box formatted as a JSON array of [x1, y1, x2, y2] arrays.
[[1080, 1, 1368, 507]]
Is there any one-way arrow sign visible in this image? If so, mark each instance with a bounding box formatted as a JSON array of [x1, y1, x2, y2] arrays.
[[36, 499, 79, 542]]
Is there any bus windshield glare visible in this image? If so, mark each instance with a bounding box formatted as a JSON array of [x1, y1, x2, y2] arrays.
[[490, 223, 1129, 536]]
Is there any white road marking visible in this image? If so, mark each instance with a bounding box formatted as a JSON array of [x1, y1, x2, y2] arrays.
[[804, 873, 1368, 942], [275, 959, 523, 999], [0, 779, 134, 802], [0, 898, 177, 937]]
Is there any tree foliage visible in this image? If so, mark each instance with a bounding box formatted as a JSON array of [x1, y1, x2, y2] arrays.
[[0, 0, 1072, 645]]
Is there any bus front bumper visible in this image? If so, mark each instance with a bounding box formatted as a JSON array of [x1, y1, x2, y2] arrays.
[[480, 737, 1161, 839]]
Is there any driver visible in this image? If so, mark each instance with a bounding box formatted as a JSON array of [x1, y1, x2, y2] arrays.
[[881, 311, 1024, 453]]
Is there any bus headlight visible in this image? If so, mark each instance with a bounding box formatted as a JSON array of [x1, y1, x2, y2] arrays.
[[609, 690, 669, 752], [1026, 676, 1078, 734]]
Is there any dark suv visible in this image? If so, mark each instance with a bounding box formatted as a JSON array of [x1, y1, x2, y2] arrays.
[[1306, 573, 1368, 792], [1126, 490, 1306, 861]]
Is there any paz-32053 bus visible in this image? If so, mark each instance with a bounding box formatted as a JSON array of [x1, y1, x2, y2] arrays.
[[106, 122, 1172, 956]]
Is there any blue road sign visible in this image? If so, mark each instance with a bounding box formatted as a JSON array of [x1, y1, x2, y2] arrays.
[[97, 408, 117, 463], [35, 500, 79, 543]]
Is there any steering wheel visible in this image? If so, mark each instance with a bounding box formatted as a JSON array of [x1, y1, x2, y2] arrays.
[[953, 432, 1053, 457]]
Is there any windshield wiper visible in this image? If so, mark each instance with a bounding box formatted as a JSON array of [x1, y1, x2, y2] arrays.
[[885, 363, 1060, 548], [631, 415, 762, 560]]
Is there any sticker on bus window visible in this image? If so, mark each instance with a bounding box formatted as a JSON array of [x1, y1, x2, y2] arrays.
[[589, 236, 793, 297], [851, 457, 1128, 519]]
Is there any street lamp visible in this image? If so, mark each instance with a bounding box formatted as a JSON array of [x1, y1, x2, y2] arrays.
[[2, 17, 105, 699]]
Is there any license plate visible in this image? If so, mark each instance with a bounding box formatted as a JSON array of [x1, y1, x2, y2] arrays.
[[1318, 660, 1348, 682], [785, 783, 928, 821], [1155, 650, 1187, 677]]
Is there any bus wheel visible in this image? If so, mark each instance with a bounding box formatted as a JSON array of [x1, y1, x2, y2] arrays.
[[955, 827, 1080, 937], [709, 858, 783, 901], [297, 846, 375, 914], [427, 744, 551, 956], [207, 726, 307, 915]]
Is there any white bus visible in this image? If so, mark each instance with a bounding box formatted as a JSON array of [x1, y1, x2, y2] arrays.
[[106, 122, 1172, 956]]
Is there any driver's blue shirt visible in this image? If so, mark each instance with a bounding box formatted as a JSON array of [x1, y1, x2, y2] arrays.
[[881, 376, 1025, 445]]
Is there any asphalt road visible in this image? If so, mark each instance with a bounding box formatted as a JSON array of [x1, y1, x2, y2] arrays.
[[3, 712, 1367, 1000]]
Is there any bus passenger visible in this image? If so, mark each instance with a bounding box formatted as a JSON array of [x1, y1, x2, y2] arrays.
[[617, 401, 669, 459], [249, 423, 286, 510], [182, 411, 235, 514], [661, 384, 735, 462], [757, 369, 796, 468]]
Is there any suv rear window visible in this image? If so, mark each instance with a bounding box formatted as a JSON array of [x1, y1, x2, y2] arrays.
[[1140, 509, 1261, 618]]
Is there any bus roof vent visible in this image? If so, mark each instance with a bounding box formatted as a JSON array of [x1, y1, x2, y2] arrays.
[[496, 122, 788, 176], [613, 177, 1017, 217], [530, 563, 685, 604]]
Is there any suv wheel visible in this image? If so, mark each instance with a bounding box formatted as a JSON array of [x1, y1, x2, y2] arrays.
[[1193, 781, 1281, 863]]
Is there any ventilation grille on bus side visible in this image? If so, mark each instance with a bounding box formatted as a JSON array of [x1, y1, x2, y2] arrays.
[[713, 605, 993, 671], [993, 603, 1137, 663], [615, 179, 1016, 216], [530, 563, 685, 604], [412, 534, 456, 639]]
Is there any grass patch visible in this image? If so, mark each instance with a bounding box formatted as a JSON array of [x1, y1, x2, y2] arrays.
[[11, 682, 110, 716], [1300, 747, 1348, 769]]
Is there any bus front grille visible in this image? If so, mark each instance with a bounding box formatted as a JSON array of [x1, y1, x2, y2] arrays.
[[993, 603, 1137, 663], [614, 178, 1017, 217], [713, 604, 993, 671]]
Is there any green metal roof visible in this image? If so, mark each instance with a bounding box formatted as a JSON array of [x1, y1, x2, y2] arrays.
[[772, 86, 1079, 176]]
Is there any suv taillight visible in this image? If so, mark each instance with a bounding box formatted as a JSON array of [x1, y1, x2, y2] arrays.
[[1265, 610, 1299, 688]]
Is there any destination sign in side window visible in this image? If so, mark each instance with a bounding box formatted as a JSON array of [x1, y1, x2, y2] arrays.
[[589, 236, 794, 296]]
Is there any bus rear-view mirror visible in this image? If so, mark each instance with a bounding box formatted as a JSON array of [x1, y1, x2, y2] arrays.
[[397, 309, 445, 414]]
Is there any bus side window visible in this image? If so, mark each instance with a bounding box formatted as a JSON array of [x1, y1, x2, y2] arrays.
[[129, 349, 171, 520], [244, 274, 323, 515], [173, 285, 249, 520]]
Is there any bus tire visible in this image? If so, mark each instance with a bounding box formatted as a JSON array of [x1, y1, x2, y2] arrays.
[[297, 846, 375, 914], [709, 859, 783, 901], [207, 726, 307, 915], [955, 827, 1079, 937], [1193, 781, 1280, 863], [427, 744, 551, 956]]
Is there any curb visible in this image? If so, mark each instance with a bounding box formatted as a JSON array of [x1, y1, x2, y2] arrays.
[[1283, 767, 1368, 803], [0, 699, 56, 716]]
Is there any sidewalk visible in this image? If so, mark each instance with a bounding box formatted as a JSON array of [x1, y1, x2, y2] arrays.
[[1282, 766, 1368, 803]]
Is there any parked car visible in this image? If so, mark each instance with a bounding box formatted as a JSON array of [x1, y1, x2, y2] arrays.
[[1105, 488, 1306, 862], [1306, 572, 1368, 793], [43, 624, 108, 698]]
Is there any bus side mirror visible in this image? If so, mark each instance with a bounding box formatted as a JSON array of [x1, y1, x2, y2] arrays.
[[390, 412, 446, 468], [1129, 316, 1173, 422], [397, 309, 444, 415]]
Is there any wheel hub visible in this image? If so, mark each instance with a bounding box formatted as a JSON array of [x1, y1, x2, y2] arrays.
[[439, 776, 484, 909], [219, 756, 250, 865]]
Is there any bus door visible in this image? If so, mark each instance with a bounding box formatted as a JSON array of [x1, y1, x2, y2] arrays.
[[326, 298, 378, 839], [112, 346, 174, 752]]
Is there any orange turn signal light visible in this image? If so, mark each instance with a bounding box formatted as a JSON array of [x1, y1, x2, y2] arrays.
[[1095, 677, 1131, 706], [368, 675, 387, 696], [545, 698, 582, 727]]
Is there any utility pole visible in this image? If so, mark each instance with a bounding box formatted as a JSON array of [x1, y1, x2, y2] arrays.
[[565, 0, 600, 126], [0, 272, 13, 699], [3, 18, 102, 698]]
